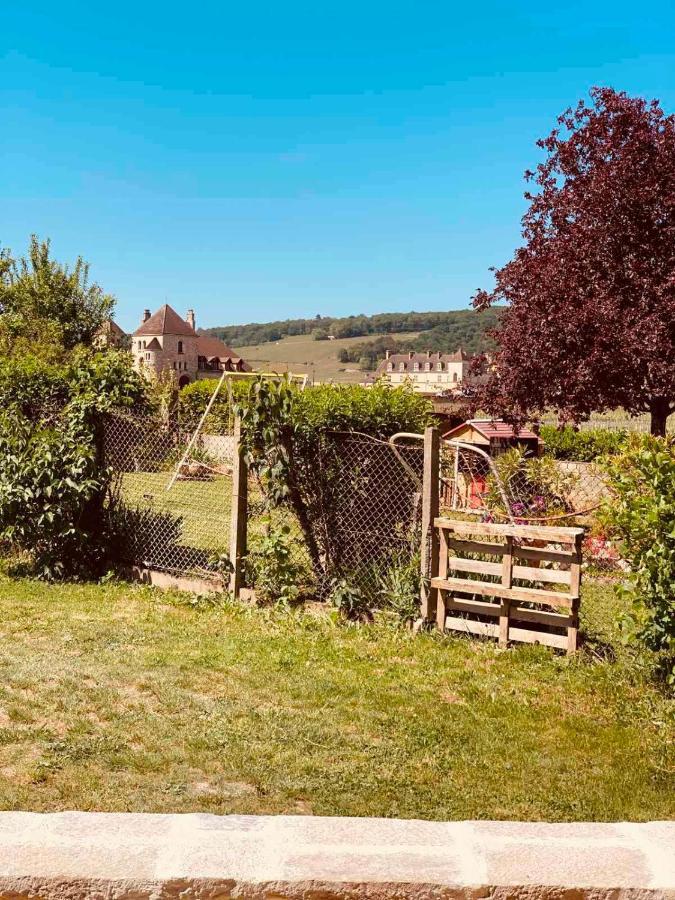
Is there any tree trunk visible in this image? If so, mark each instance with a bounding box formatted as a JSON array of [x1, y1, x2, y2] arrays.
[[649, 399, 671, 437]]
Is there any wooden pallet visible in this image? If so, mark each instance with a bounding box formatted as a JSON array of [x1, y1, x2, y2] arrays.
[[431, 518, 584, 654]]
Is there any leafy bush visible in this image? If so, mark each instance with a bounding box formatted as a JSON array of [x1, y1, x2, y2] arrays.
[[602, 436, 675, 682], [246, 518, 305, 604], [0, 350, 147, 579], [178, 378, 251, 432], [485, 447, 578, 520], [377, 551, 421, 623], [540, 425, 628, 461], [0, 406, 107, 579]]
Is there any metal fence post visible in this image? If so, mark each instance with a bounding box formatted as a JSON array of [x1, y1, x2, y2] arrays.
[[229, 416, 248, 597], [420, 426, 440, 622]]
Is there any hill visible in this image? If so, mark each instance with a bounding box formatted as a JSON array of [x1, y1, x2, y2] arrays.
[[205, 308, 501, 382], [234, 331, 423, 383], [203, 308, 500, 348]]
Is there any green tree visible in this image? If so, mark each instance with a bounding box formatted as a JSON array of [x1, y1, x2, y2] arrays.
[[0, 236, 115, 353]]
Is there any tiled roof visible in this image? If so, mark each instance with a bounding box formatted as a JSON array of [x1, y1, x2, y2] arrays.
[[375, 349, 469, 374], [133, 305, 196, 337], [196, 335, 252, 370], [444, 419, 540, 442]]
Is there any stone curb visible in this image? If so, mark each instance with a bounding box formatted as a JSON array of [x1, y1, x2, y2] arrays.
[[0, 812, 672, 899]]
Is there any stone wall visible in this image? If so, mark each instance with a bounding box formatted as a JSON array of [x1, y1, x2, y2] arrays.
[[0, 812, 672, 899]]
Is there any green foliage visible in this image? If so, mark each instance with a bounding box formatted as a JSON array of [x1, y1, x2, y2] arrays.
[[0, 407, 107, 579], [0, 350, 146, 579], [328, 577, 370, 620], [246, 518, 303, 605], [602, 436, 675, 681], [540, 425, 628, 461], [312, 328, 328, 341], [338, 310, 501, 369], [377, 551, 421, 623], [204, 308, 502, 350], [292, 382, 432, 437], [178, 378, 251, 432], [237, 378, 431, 598], [484, 447, 578, 521], [0, 236, 114, 352]]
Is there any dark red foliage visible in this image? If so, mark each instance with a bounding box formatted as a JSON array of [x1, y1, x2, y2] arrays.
[[473, 87, 675, 436]]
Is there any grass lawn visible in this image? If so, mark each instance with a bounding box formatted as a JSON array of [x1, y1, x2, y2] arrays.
[[0, 575, 671, 821], [120, 471, 233, 554]]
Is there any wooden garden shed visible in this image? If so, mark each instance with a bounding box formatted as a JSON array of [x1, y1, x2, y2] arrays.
[[443, 419, 542, 457]]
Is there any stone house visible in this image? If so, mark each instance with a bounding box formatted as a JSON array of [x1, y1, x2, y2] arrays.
[[94, 318, 128, 349], [132, 304, 252, 387], [372, 349, 473, 394]]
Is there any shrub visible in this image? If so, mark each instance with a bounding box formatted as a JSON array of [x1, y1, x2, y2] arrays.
[[0, 406, 107, 579], [0, 350, 147, 579], [540, 425, 628, 461], [178, 378, 251, 432], [602, 435, 675, 682]]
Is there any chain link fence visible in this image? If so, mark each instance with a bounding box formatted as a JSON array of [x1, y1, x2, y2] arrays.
[[103, 412, 236, 580], [245, 432, 425, 604]]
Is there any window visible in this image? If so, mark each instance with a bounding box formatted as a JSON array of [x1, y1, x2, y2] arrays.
[[453, 372, 458, 382], [436, 362, 443, 371], [178, 340, 184, 354], [145, 352, 150, 361], [387, 362, 394, 372], [424, 362, 431, 372], [142, 340, 146, 350], [399, 362, 405, 372], [173, 362, 176, 369], [413, 362, 419, 372]]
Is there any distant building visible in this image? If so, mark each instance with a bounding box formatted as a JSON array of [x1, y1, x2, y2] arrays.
[[94, 318, 127, 349], [371, 349, 474, 394], [132, 305, 252, 387]]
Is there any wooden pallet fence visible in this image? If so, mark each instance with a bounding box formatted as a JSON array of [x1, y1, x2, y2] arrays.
[[430, 518, 584, 654]]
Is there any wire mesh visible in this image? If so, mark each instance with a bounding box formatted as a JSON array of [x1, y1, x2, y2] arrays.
[[245, 432, 425, 603], [103, 411, 236, 579]]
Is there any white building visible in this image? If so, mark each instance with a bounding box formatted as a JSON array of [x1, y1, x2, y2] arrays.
[[372, 349, 473, 394]]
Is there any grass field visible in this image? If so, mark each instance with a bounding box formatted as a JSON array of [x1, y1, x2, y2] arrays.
[[0, 575, 671, 821], [236, 331, 421, 384]]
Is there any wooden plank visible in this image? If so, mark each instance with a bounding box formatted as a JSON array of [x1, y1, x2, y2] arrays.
[[444, 596, 501, 617], [512, 564, 571, 586], [509, 606, 572, 627], [447, 537, 575, 567], [436, 592, 447, 631], [229, 416, 248, 597], [508, 626, 568, 651], [443, 616, 499, 639], [420, 427, 441, 622], [439, 525, 449, 580], [448, 537, 506, 557], [501, 536, 513, 589], [431, 576, 573, 608], [447, 557, 502, 577], [435, 517, 584, 543], [514, 545, 575, 565], [567, 596, 580, 655]]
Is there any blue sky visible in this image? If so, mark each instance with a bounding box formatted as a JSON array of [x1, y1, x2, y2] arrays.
[[2, 1, 675, 332]]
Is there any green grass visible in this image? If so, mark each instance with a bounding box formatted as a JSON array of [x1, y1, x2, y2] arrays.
[[236, 331, 421, 384], [121, 471, 232, 553], [0, 575, 671, 820]]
